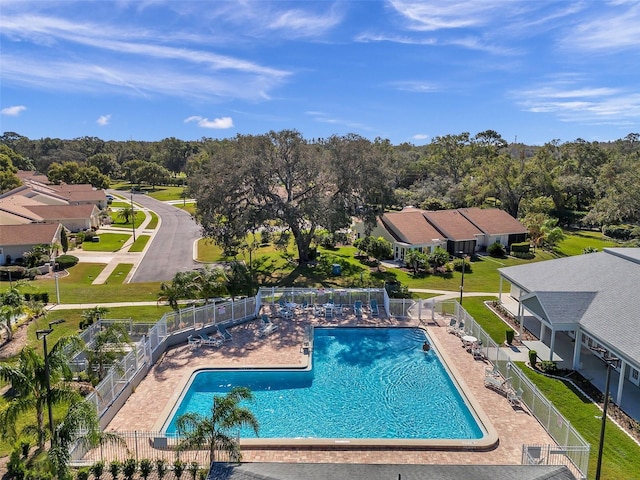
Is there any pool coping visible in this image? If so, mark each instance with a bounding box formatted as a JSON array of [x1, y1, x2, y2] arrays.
[[153, 326, 499, 451]]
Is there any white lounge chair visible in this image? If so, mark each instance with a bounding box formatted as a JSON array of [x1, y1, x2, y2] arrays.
[[508, 387, 524, 407], [446, 318, 459, 334], [199, 334, 223, 348], [187, 335, 201, 348], [354, 300, 363, 317], [258, 322, 279, 337], [484, 373, 508, 392]]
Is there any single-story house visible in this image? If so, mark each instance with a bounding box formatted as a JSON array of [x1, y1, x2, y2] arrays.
[[457, 207, 528, 250], [354, 207, 527, 261], [0, 223, 62, 265], [24, 203, 100, 232], [498, 248, 640, 412]]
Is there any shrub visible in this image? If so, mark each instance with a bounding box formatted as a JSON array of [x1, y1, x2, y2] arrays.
[[529, 350, 537, 367], [488, 242, 506, 257], [603, 224, 632, 240], [506, 329, 515, 345], [511, 251, 535, 259], [7, 449, 26, 480], [83, 230, 96, 242], [539, 360, 558, 374], [76, 468, 90, 480], [139, 459, 153, 479], [56, 255, 79, 269], [155, 459, 167, 479], [188, 462, 199, 480], [122, 458, 137, 480], [259, 229, 272, 245], [75, 232, 85, 244], [108, 461, 121, 480], [510, 241, 530, 254], [452, 258, 472, 273], [173, 460, 185, 479]]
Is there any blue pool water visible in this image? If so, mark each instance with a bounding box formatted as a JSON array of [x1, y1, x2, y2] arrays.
[[164, 327, 483, 439]]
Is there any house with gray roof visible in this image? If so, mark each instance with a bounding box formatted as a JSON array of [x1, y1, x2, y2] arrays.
[[498, 248, 640, 412]]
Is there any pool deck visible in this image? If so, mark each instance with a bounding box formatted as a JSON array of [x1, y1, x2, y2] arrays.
[[107, 306, 557, 465]]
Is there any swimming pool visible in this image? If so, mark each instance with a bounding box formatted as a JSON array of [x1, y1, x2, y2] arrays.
[[163, 327, 494, 446]]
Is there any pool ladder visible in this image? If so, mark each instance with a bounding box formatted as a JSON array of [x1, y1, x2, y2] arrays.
[[302, 325, 313, 354]]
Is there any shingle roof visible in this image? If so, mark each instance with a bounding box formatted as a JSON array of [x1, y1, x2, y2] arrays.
[[0, 223, 60, 246], [25, 203, 96, 220], [458, 207, 527, 235], [499, 248, 640, 365], [381, 209, 444, 244], [208, 462, 577, 480], [423, 209, 483, 240]]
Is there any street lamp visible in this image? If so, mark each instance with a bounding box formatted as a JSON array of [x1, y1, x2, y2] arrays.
[[36, 318, 65, 445], [590, 346, 620, 480], [458, 251, 466, 305], [129, 168, 136, 242]]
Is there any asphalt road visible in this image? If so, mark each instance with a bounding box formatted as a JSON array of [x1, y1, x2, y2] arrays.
[[128, 193, 202, 283]]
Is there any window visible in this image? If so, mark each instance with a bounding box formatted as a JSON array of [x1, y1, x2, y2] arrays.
[[633, 369, 639, 380]]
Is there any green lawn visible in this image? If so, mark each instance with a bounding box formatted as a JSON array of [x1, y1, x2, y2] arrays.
[[108, 210, 145, 229], [109, 201, 130, 209], [81, 233, 131, 252], [518, 363, 640, 480], [177, 203, 196, 215], [452, 296, 640, 480], [145, 186, 185, 201], [106, 263, 133, 283], [10, 263, 162, 304], [555, 230, 619, 256], [128, 234, 150, 252], [146, 211, 159, 229]]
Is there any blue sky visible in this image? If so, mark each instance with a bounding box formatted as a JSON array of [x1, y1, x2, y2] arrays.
[[1, 1, 639, 146]]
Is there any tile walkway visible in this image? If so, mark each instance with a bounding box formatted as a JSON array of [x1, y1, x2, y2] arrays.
[[107, 306, 557, 465]]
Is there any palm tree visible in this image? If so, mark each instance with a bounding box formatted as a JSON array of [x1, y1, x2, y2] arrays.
[[85, 322, 131, 382], [176, 387, 259, 465], [48, 397, 127, 479], [117, 205, 134, 224], [0, 336, 83, 449], [192, 265, 227, 304], [0, 287, 24, 332], [158, 271, 198, 310]]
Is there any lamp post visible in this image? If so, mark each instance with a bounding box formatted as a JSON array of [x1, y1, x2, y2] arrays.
[[36, 319, 65, 445], [590, 346, 620, 480], [129, 168, 136, 242], [458, 251, 466, 305], [52, 254, 60, 304]]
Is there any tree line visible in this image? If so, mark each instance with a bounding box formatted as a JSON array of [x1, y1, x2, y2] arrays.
[[2, 129, 639, 258]]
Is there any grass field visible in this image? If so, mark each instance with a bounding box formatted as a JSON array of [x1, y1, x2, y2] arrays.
[[177, 203, 196, 215], [144, 186, 185, 201], [108, 210, 145, 229], [80, 233, 131, 252], [8, 263, 162, 303], [106, 263, 133, 283], [554, 229, 618, 256], [146, 211, 159, 229], [128, 234, 150, 252]]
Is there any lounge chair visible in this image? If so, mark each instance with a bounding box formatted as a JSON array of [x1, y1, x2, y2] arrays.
[[187, 335, 201, 348], [472, 345, 485, 360], [446, 318, 459, 334], [261, 314, 271, 325], [217, 324, 232, 342], [199, 334, 223, 348], [454, 320, 465, 337], [507, 387, 524, 407], [258, 321, 279, 337], [484, 372, 508, 392], [354, 300, 363, 317], [370, 299, 379, 317]]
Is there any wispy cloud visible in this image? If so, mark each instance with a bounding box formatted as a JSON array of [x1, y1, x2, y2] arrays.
[[413, 133, 429, 140], [185, 116, 234, 129], [305, 111, 372, 131], [97, 114, 111, 126], [562, 1, 640, 51], [389, 0, 503, 31], [390, 80, 439, 93], [267, 5, 343, 37], [513, 80, 640, 124], [1, 105, 27, 116]]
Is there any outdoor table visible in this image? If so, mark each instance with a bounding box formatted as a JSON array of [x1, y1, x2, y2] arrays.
[[461, 335, 478, 344]]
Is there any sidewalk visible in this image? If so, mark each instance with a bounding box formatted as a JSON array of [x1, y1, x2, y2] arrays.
[[73, 197, 160, 285]]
